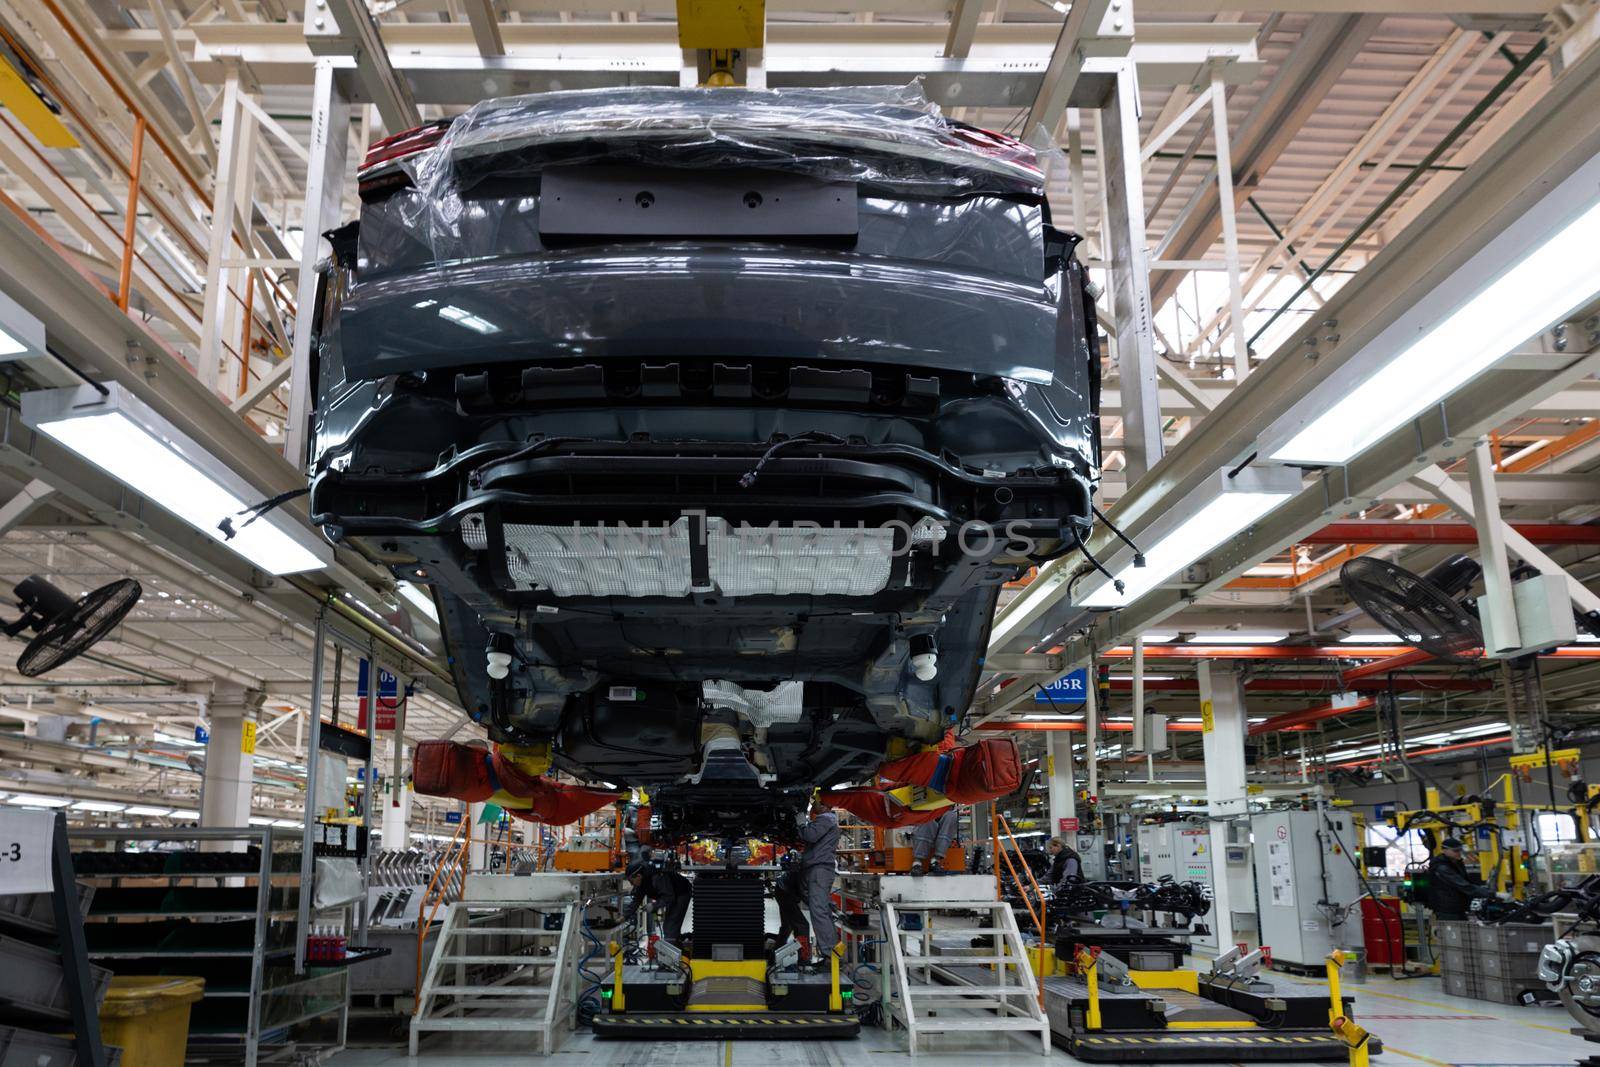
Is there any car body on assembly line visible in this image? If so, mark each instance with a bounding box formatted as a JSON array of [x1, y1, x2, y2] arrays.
[[307, 84, 1101, 840]]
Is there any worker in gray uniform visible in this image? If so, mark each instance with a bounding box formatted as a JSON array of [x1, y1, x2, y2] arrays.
[[796, 796, 840, 965], [909, 805, 960, 876]]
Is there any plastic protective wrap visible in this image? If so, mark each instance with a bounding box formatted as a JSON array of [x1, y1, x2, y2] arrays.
[[393, 83, 1042, 216], [314, 82, 1098, 479]]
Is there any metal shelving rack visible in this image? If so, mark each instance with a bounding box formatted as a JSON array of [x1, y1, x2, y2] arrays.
[[68, 826, 357, 1067]]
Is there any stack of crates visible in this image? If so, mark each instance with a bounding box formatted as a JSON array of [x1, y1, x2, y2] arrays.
[[1473, 923, 1553, 1004], [1436, 920, 1478, 999], [1435, 920, 1552, 1004]]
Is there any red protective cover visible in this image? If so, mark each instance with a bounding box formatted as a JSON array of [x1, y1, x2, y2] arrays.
[[828, 789, 947, 829], [412, 740, 494, 802], [869, 737, 1020, 804], [411, 740, 618, 823], [944, 738, 1021, 803], [502, 780, 621, 824]]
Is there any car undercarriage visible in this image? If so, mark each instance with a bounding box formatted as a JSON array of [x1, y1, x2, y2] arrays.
[[306, 85, 1101, 838]]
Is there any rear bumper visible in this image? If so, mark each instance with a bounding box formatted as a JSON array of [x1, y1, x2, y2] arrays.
[[336, 249, 1060, 384]]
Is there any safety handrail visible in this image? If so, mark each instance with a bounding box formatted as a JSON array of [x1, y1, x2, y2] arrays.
[[993, 810, 1047, 1005], [4, 2, 296, 394], [413, 817, 472, 1011]]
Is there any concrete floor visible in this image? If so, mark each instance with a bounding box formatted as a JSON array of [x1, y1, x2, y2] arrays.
[[330, 971, 1600, 1067]]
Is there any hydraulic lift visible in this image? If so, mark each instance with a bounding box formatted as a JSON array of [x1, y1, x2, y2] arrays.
[[1043, 941, 1380, 1061], [592, 866, 860, 1039]]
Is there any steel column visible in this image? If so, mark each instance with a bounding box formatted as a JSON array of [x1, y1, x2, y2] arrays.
[[198, 70, 243, 391], [296, 611, 327, 974], [1209, 72, 1249, 380], [1099, 60, 1162, 482], [1197, 661, 1247, 950], [286, 61, 350, 470], [1469, 437, 1521, 653]]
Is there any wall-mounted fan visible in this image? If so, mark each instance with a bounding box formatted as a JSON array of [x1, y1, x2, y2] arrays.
[[1340, 554, 1482, 660], [3, 575, 141, 677]]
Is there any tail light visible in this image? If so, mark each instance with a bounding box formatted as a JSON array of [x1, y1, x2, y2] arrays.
[[944, 121, 1041, 174], [360, 118, 452, 173]]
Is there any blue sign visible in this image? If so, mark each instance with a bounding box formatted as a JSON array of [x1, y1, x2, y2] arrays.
[[193, 725, 209, 744], [1034, 668, 1089, 706], [444, 810, 463, 825]]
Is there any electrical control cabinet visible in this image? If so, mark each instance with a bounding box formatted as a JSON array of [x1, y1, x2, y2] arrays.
[[1136, 820, 1217, 950], [1075, 833, 1108, 881], [1251, 808, 1365, 969]]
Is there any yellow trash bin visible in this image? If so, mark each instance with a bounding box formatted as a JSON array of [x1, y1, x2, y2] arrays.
[[98, 976, 205, 1067]]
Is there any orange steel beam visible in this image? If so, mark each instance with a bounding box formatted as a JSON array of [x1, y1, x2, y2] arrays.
[[116, 116, 145, 312], [1102, 676, 1492, 692], [1249, 697, 1378, 736], [1301, 521, 1600, 545], [1331, 734, 1511, 770]]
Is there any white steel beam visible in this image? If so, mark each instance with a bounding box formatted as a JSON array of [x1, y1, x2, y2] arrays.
[[1209, 72, 1248, 380], [1411, 461, 1600, 617], [1150, 14, 1380, 308], [304, 0, 420, 133], [943, 0, 984, 59], [462, 0, 507, 57], [1197, 661, 1246, 951], [1466, 438, 1520, 654], [983, 40, 1600, 700], [1024, 0, 1129, 135], [1098, 60, 1162, 483], [286, 61, 351, 471]]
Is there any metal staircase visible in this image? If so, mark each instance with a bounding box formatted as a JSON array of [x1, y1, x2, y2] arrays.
[[878, 875, 1051, 1056], [409, 873, 617, 1056]]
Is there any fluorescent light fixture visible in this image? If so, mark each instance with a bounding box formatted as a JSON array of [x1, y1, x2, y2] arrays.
[[0, 288, 45, 359], [1263, 155, 1600, 465], [71, 800, 127, 812], [271, 819, 300, 828], [1135, 633, 1176, 643], [398, 581, 439, 622], [153, 731, 205, 748], [1081, 466, 1301, 609], [1340, 632, 1409, 644], [1187, 631, 1288, 644], [6, 793, 71, 807], [22, 383, 332, 576], [124, 805, 174, 817], [248, 816, 276, 826], [166, 808, 200, 820]]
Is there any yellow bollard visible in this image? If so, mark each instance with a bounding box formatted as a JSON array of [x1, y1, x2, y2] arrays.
[[610, 940, 626, 1012], [1077, 949, 1103, 1031], [829, 943, 844, 1012], [1325, 951, 1370, 1067]]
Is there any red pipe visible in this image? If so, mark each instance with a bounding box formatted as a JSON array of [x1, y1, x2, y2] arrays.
[[1249, 697, 1378, 736], [1302, 520, 1600, 545], [1104, 645, 1410, 659], [1103, 645, 1600, 665]]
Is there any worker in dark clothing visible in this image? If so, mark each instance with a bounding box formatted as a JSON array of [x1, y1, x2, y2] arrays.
[[772, 860, 809, 950], [1046, 836, 1082, 888], [625, 856, 692, 947], [910, 806, 960, 876], [1427, 837, 1495, 920], [797, 797, 840, 964]]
